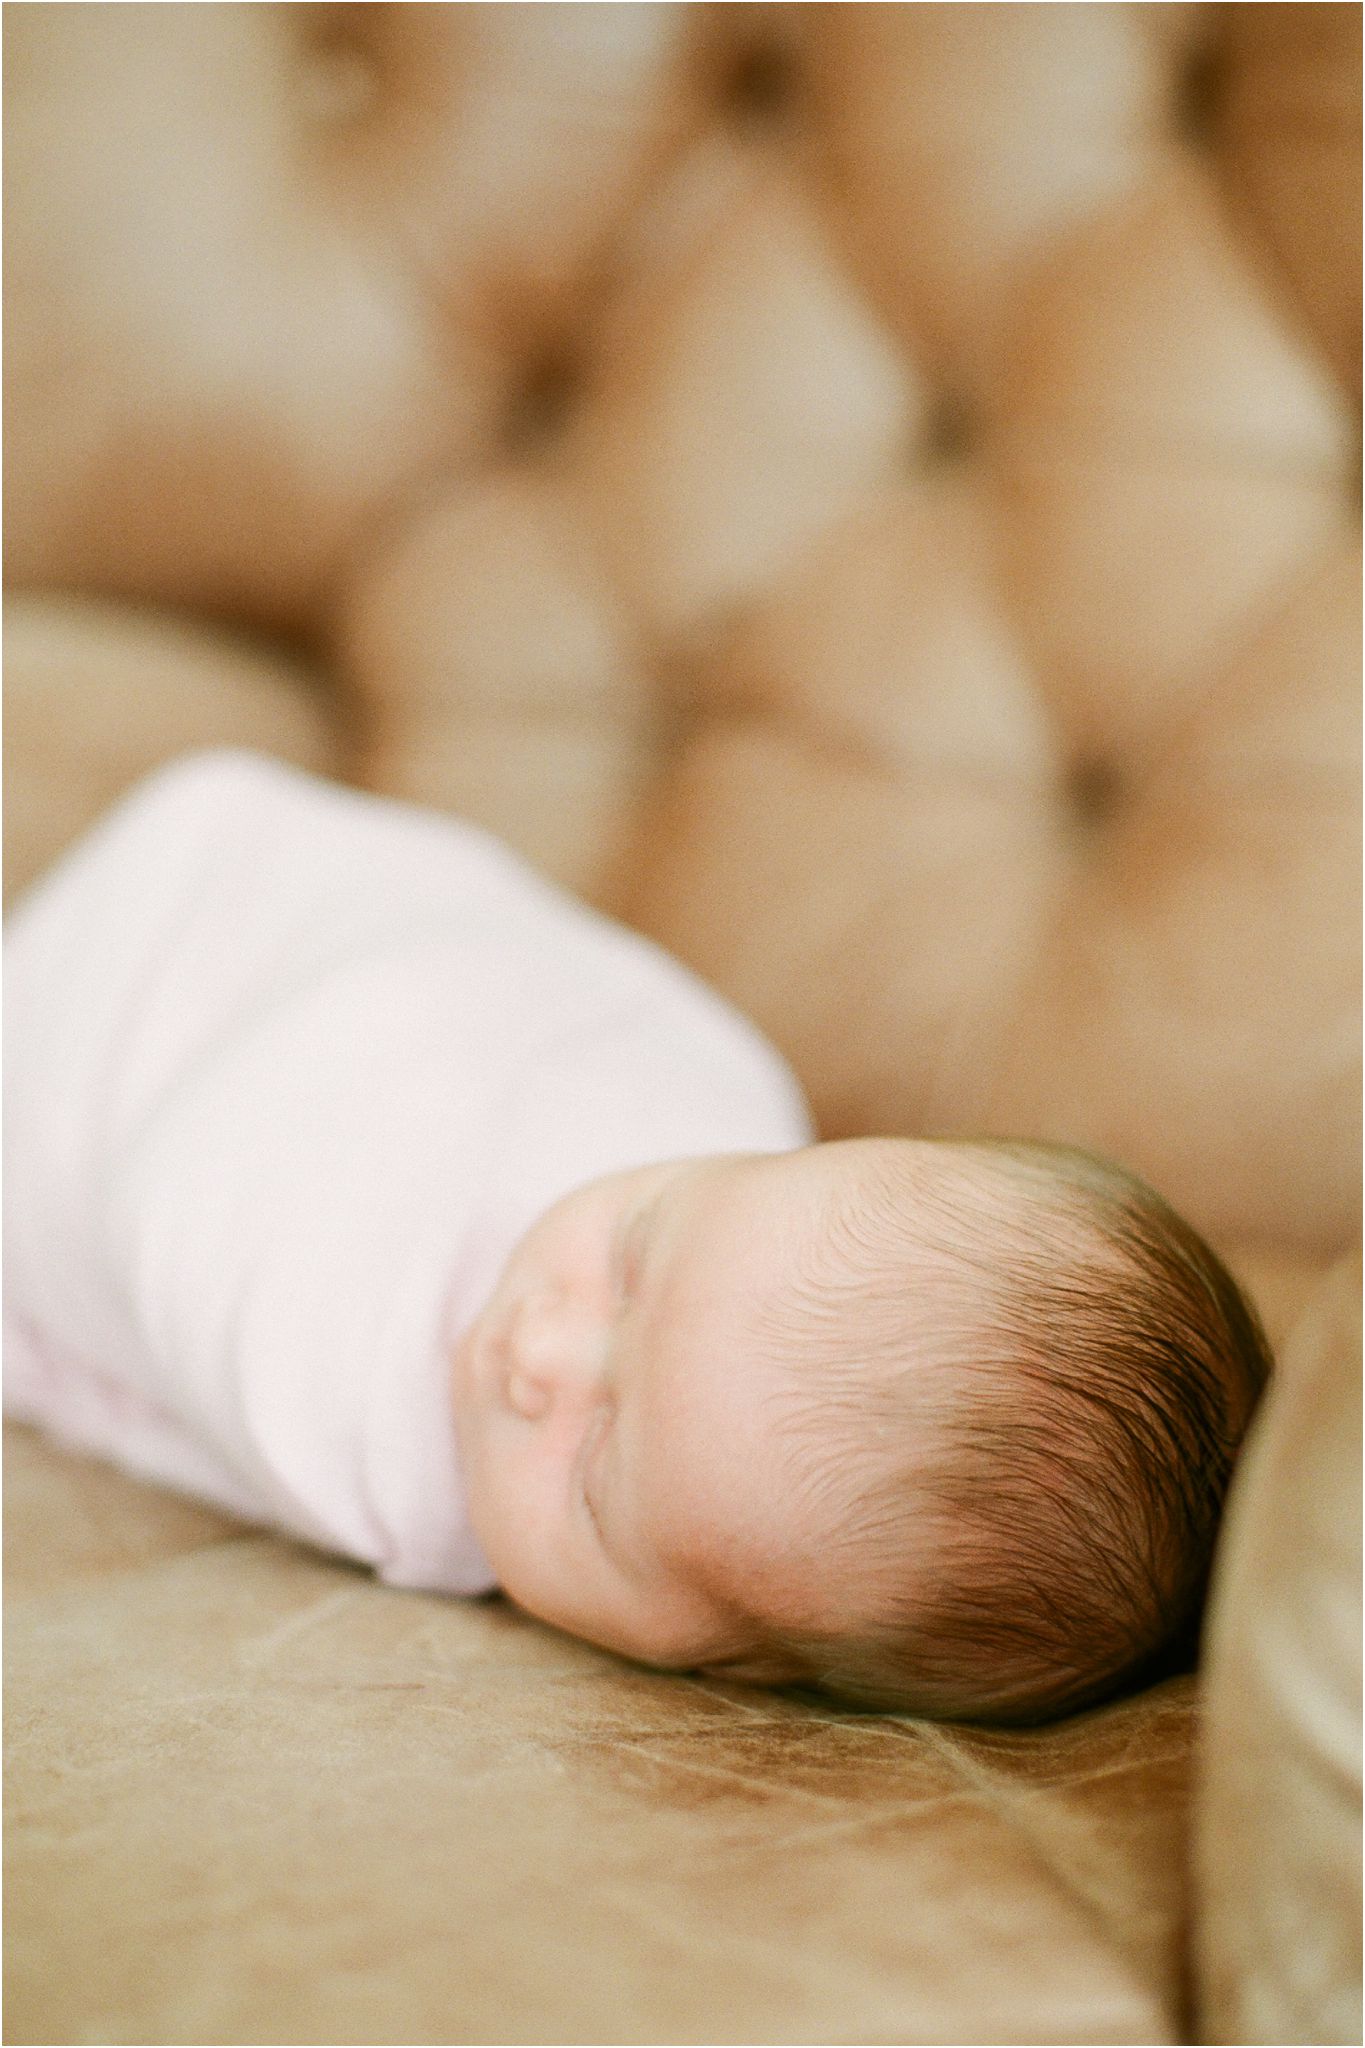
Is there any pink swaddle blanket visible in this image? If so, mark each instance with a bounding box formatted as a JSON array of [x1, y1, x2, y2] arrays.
[[4, 751, 812, 1592]]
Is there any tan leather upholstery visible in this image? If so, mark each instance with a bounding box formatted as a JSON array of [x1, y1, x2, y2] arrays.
[[4, 6, 1359, 2041], [1196, 1252, 1363, 2046]]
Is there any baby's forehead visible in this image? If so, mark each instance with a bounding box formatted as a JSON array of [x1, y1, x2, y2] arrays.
[[646, 1147, 1000, 1400], [641, 1139, 1067, 1465]]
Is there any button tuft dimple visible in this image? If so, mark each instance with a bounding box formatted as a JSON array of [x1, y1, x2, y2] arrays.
[[724, 44, 795, 129], [920, 395, 975, 467], [1174, 43, 1222, 150], [298, 42, 380, 126], [502, 350, 584, 456], [1065, 756, 1123, 829]]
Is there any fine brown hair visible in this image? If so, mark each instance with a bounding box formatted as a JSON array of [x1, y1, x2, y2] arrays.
[[743, 1138, 1274, 1725]]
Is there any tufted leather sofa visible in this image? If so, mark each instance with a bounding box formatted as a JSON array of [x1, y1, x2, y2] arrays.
[[4, 6, 1360, 2042]]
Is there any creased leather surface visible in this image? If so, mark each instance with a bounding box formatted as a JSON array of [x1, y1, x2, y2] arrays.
[[1194, 1252, 1364, 2047], [3, 6, 1360, 2044], [6, 1423, 1198, 2048]]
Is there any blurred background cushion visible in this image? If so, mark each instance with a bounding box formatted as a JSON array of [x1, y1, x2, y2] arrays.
[[5, 1, 1358, 1254], [2, 593, 338, 903], [1195, 1250, 1363, 2046]]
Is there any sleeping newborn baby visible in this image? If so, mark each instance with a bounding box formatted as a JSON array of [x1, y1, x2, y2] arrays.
[[4, 751, 1271, 1724]]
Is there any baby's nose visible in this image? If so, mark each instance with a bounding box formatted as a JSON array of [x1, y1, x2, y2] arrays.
[[505, 1366, 553, 1422], [505, 1292, 602, 1421]]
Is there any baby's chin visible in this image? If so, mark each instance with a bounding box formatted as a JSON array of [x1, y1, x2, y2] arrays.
[[495, 1577, 741, 1677]]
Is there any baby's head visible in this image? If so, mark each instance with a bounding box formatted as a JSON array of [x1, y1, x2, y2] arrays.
[[451, 1137, 1270, 1724]]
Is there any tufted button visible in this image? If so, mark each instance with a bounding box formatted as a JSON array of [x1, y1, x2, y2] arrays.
[[1064, 755, 1124, 830], [296, 37, 380, 126], [502, 348, 585, 456], [723, 42, 796, 131], [1174, 41, 1223, 150], [919, 394, 976, 468]]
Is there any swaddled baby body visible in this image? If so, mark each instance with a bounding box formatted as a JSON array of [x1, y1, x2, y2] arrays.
[[5, 753, 1271, 1724]]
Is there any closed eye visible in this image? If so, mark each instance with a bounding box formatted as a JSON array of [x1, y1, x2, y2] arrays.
[[580, 1404, 614, 1543]]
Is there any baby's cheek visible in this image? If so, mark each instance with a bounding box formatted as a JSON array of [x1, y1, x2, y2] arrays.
[[453, 1410, 516, 1558], [466, 1434, 558, 1584]]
